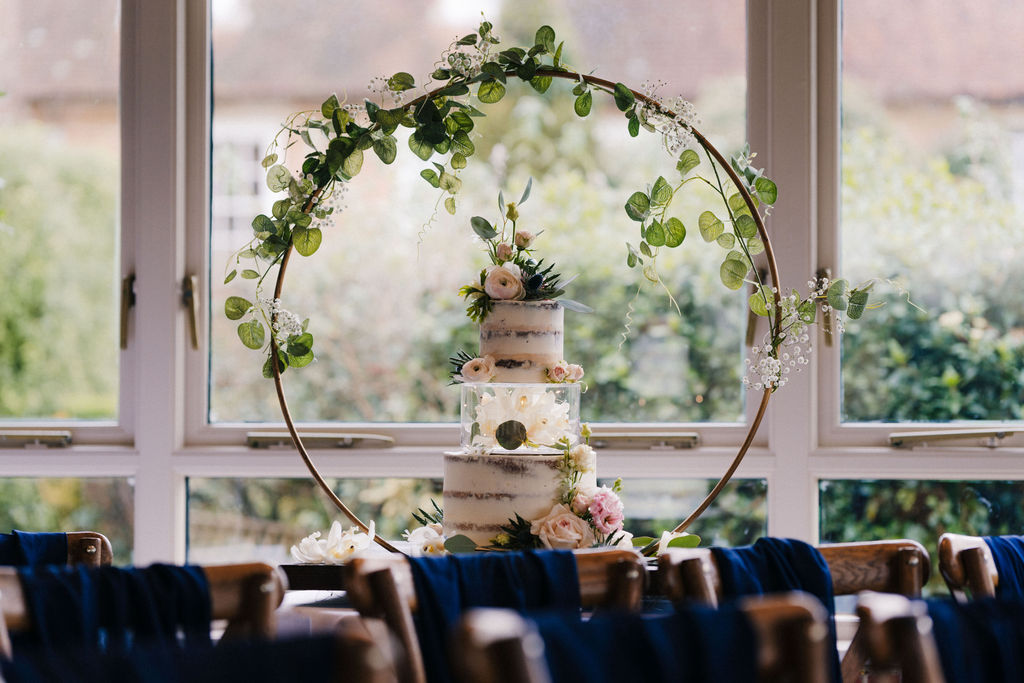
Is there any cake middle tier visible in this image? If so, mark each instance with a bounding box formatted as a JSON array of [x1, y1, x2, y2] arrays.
[[442, 450, 598, 547], [480, 299, 563, 383]]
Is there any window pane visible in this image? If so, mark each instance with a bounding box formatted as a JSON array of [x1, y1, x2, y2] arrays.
[[840, 1, 1024, 422], [209, 0, 747, 425], [0, 478, 134, 564], [820, 478, 1024, 594], [0, 1, 120, 420]]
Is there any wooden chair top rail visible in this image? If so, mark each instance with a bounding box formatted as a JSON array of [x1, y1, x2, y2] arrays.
[[66, 532, 114, 567], [0, 562, 284, 637], [658, 539, 931, 603], [937, 532, 997, 599]]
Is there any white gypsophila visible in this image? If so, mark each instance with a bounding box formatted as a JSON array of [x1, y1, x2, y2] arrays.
[[403, 523, 447, 556], [259, 296, 303, 339], [367, 74, 406, 107], [290, 520, 376, 565], [471, 386, 571, 449], [635, 80, 700, 156]]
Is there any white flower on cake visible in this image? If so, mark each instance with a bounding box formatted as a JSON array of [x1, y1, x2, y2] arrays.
[[403, 523, 448, 556], [290, 520, 375, 564], [457, 355, 496, 383], [547, 360, 584, 384], [483, 263, 525, 300], [472, 386, 571, 449], [568, 443, 596, 474], [530, 503, 596, 549]]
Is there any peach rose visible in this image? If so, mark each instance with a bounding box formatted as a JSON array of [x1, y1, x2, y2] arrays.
[[547, 360, 570, 382], [514, 230, 535, 248], [530, 504, 595, 550], [495, 242, 514, 261], [460, 355, 496, 382], [484, 264, 525, 300], [567, 364, 585, 382]]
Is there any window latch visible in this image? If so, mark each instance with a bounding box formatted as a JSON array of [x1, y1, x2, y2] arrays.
[[0, 431, 72, 449], [120, 274, 136, 350], [889, 429, 1015, 449], [182, 275, 199, 350]]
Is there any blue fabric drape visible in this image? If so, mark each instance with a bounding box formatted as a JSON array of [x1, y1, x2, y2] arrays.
[[529, 603, 757, 683], [408, 550, 580, 683], [0, 633, 339, 683], [927, 597, 1024, 682], [983, 535, 1024, 599], [14, 564, 211, 654], [0, 531, 67, 566], [710, 537, 840, 682]]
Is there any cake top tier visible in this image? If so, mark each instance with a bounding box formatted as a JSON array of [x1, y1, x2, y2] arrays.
[[480, 300, 563, 383]]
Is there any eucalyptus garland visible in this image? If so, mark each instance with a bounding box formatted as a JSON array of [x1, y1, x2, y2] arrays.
[[223, 20, 876, 392]]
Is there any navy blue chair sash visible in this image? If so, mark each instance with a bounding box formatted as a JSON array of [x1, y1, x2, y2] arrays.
[[983, 535, 1024, 599], [711, 537, 840, 682], [0, 531, 67, 566], [928, 597, 1024, 682], [409, 550, 580, 683]]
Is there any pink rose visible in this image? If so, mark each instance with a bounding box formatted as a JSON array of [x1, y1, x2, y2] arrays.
[[460, 355, 496, 382], [571, 487, 594, 515], [495, 242, 514, 261], [531, 504, 595, 550], [567, 364, 584, 382], [547, 360, 569, 382], [514, 230, 535, 249], [588, 487, 624, 535], [484, 264, 525, 300]]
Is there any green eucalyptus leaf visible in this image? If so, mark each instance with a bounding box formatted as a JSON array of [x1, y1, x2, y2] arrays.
[[666, 535, 702, 549], [827, 279, 849, 311], [746, 237, 765, 255], [331, 108, 350, 136], [676, 149, 700, 177], [529, 74, 552, 93], [664, 217, 686, 247], [720, 258, 749, 290], [420, 169, 440, 188], [439, 171, 462, 194], [478, 80, 506, 104], [631, 536, 656, 548], [271, 199, 290, 220], [728, 191, 757, 215], [651, 176, 673, 205], [480, 62, 507, 83], [224, 270, 237, 285], [261, 153, 278, 169], [292, 226, 322, 257], [452, 129, 475, 157], [224, 296, 252, 321], [613, 82, 635, 112], [519, 177, 532, 205], [387, 71, 416, 92], [450, 110, 475, 132], [642, 264, 659, 283], [755, 176, 778, 205], [240, 269, 259, 280], [408, 132, 433, 160], [646, 220, 666, 247], [445, 196, 457, 215], [798, 299, 817, 324], [471, 216, 497, 240], [574, 91, 592, 117], [262, 351, 287, 378], [495, 420, 527, 450], [535, 25, 556, 52], [444, 535, 479, 554], [237, 320, 265, 349], [625, 192, 650, 222], [292, 213, 312, 228], [716, 232, 736, 249], [749, 285, 772, 317], [342, 147, 364, 177], [735, 214, 758, 239], [698, 211, 724, 242], [847, 289, 869, 319], [252, 214, 275, 236], [451, 152, 467, 169], [372, 136, 398, 164], [626, 243, 642, 269], [639, 241, 653, 258], [457, 33, 477, 46], [289, 349, 314, 368], [627, 115, 640, 137], [266, 165, 291, 192], [320, 94, 340, 118]]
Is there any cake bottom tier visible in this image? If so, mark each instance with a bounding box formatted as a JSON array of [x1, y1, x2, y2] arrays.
[[442, 450, 597, 546]]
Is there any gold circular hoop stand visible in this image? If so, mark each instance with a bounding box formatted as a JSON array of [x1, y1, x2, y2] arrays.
[[271, 67, 781, 555]]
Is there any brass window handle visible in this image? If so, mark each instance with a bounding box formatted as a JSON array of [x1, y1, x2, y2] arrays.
[[182, 275, 199, 350], [120, 274, 135, 350]]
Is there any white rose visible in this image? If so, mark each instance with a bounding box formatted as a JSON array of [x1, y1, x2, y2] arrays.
[[567, 364, 585, 382], [514, 230, 535, 248], [460, 355, 496, 382], [404, 523, 447, 556], [657, 530, 695, 555], [614, 530, 635, 550], [569, 444, 596, 473], [530, 504, 595, 550], [484, 264, 525, 300]]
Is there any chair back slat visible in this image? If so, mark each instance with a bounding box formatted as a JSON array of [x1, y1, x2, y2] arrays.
[[938, 533, 998, 600], [856, 592, 946, 683]]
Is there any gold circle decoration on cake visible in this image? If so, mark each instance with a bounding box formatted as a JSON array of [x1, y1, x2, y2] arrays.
[[231, 23, 797, 555]]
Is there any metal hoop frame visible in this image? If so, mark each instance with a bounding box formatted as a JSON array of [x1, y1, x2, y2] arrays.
[[270, 66, 781, 555]]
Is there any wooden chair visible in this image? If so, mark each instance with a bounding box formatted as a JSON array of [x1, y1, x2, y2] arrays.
[[657, 539, 930, 682], [937, 532, 998, 601], [343, 548, 647, 683], [0, 562, 285, 658], [453, 592, 832, 683], [65, 531, 114, 567], [855, 592, 945, 683]]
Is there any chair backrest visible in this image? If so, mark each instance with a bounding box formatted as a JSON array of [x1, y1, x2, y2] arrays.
[[0, 531, 113, 568], [0, 562, 285, 658], [454, 592, 831, 683], [344, 548, 646, 683], [65, 532, 114, 567], [938, 532, 998, 600], [657, 539, 930, 683], [855, 592, 945, 683]]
